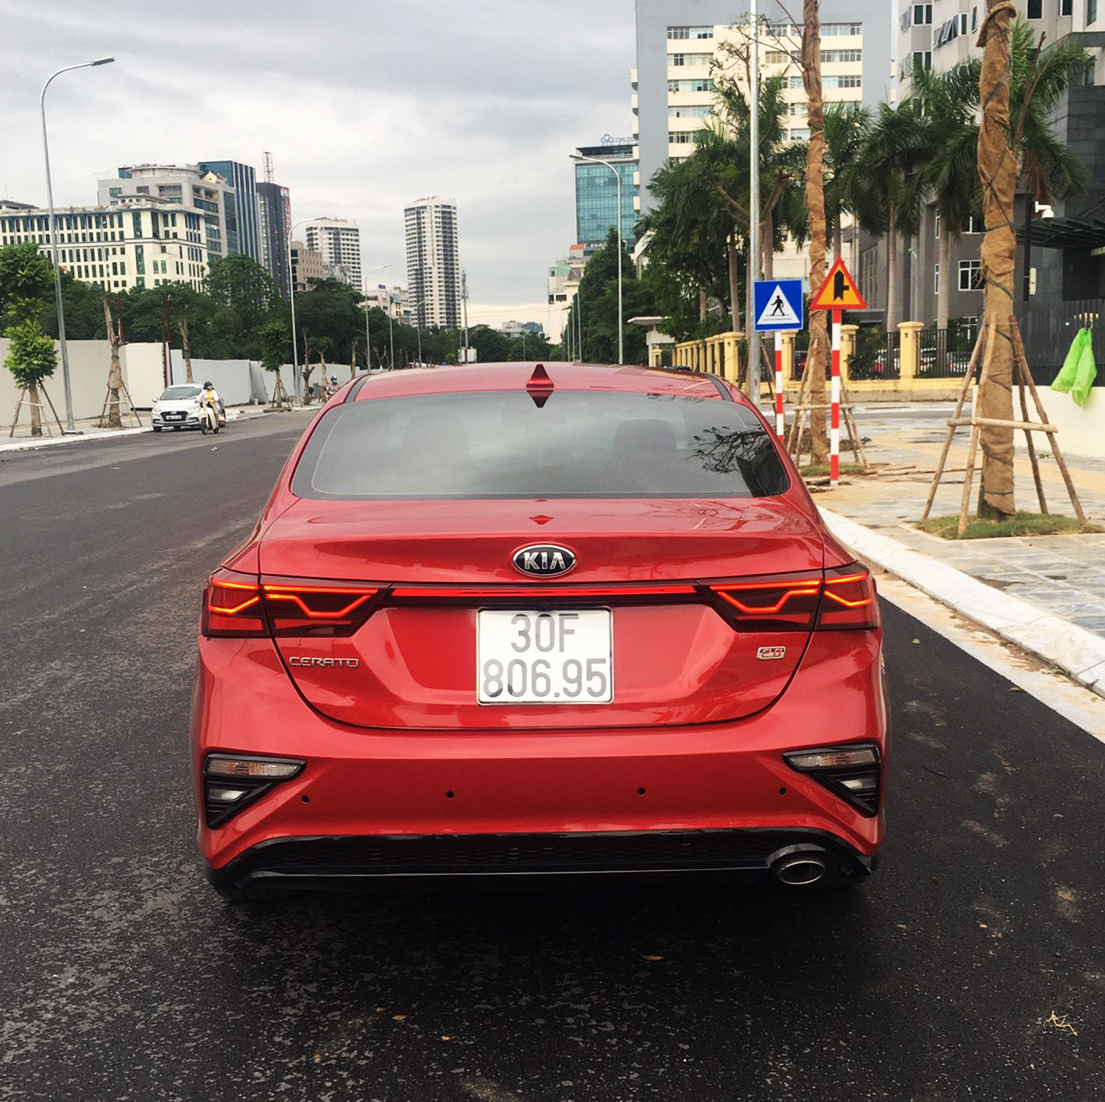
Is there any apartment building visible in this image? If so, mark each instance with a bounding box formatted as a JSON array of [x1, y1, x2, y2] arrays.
[[304, 218, 363, 291], [404, 198, 461, 329], [633, 0, 893, 214], [0, 198, 211, 292]]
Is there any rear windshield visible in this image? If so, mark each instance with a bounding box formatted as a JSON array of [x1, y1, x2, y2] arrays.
[[159, 386, 201, 400], [291, 390, 790, 500]]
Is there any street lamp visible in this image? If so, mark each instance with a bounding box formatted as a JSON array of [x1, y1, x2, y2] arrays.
[[362, 263, 392, 372], [571, 153, 624, 365], [286, 217, 314, 405], [41, 57, 115, 432]]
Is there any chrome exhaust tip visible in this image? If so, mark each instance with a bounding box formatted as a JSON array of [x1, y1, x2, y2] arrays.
[[768, 845, 832, 887]]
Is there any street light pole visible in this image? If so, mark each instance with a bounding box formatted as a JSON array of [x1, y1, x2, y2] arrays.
[[41, 57, 115, 433], [362, 263, 392, 372], [572, 153, 623, 364], [286, 218, 312, 404]]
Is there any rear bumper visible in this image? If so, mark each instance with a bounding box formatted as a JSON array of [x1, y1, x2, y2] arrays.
[[192, 632, 889, 887], [208, 827, 875, 895]]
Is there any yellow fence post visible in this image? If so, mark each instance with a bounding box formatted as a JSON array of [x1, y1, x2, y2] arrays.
[[899, 321, 923, 382]]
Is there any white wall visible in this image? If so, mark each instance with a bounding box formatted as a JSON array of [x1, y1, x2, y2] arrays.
[[0, 338, 285, 424]]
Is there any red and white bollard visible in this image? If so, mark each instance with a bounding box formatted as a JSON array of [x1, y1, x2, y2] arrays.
[[774, 341, 785, 438], [830, 309, 841, 486]]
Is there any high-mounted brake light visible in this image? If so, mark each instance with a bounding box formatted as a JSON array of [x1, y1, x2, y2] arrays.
[[201, 569, 382, 638]]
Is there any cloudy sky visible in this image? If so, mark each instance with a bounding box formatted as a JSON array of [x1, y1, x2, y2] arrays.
[[1, 0, 638, 327]]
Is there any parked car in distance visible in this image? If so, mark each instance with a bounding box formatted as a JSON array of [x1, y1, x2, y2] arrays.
[[152, 385, 225, 432], [191, 362, 889, 902]]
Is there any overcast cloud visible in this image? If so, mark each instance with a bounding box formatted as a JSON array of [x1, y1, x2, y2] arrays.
[[0, 0, 638, 327]]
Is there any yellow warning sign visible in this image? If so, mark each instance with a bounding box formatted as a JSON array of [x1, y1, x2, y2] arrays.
[[810, 257, 868, 311]]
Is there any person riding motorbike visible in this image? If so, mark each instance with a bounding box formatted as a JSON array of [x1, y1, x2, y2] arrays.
[[199, 381, 222, 433]]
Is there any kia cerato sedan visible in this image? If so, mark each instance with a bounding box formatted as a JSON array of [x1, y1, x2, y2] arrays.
[[191, 363, 888, 901]]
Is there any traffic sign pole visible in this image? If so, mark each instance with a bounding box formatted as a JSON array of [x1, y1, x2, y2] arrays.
[[830, 309, 841, 486], [774, 339, 784, 438]]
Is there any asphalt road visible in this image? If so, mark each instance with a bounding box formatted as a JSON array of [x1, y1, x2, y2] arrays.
[[2, 412, 1103, 1102]]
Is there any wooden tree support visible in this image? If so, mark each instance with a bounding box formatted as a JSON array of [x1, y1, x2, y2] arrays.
[[8, 383, 64, 438], [97, 379, 143, 428], [921, 317, 1086, 535], [269, 373, 292, 410], [784, 351, 868, 472]]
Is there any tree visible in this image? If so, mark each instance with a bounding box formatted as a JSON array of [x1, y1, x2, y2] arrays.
[[1, 242, 58, 436], [823, 102, 872, 261], [203, 255, 282, 359], [293, 278, 365, 369], [801, 0, 830, 465], [259, 319, 292, 407], [847, 98, 931, 333]]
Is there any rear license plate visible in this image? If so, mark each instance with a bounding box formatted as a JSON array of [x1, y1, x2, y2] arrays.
[[477, 609, 612, 704]]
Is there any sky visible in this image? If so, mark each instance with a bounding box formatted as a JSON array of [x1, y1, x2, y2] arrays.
[[0, 0, 638, 328]]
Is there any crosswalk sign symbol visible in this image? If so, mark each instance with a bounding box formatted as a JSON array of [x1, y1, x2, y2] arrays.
[[810, 257, 867, 311], [752, 279, 804, 331]]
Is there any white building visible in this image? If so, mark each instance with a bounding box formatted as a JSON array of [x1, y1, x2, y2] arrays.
[[289, 241, 325, 292], [0, 198, 211, 292], [304, 218, 362, 291], [99, 164, 237, 266], [404, 197, 461, 329]]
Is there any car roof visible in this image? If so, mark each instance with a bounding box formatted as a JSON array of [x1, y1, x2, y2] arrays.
[[347, 362, 737, 403]]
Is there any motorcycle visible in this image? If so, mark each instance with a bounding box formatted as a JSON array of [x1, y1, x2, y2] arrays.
[[199, 402, 221, 435]]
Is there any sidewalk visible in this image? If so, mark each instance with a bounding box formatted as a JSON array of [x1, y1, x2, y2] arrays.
[[817, 403, 1105, 699]]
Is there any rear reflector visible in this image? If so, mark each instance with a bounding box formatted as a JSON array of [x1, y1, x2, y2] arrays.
[[784, 742, 882, 816], [203, 753, 305, 827], [201, 569, 381, 638]]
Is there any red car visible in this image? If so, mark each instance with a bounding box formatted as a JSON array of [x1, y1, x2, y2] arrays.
[[191, 363, 888, 901]]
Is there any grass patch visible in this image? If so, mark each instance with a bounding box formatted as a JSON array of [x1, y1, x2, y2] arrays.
[[799, 463, 867, 478], [917, 512, 1104, 539]]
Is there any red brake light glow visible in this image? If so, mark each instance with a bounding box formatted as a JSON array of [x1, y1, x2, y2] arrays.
[[201, 571, 381, 638], [707, 565, 878, 632]]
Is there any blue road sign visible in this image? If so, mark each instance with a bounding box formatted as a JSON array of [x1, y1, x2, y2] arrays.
[[753, 279, 804, 331]]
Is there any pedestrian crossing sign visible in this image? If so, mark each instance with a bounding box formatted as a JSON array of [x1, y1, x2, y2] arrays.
[[753, 279, 804, 331]]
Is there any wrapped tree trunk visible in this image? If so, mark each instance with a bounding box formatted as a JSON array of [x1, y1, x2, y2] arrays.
[[179, 317, 194, 383], [803, 0, 829, 465], [976, 0, 1018, 518], [104, 297, 123, 429]]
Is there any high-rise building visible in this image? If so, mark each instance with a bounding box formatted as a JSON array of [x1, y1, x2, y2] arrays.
[[633, 1, 893, 214], [304, 218, 363, 291], [404, 197, 461, 329], [199, 160, 261, 261], [574, 139, 639, 250], [99, 164, 238, 266], [257, 181, 291, 295]]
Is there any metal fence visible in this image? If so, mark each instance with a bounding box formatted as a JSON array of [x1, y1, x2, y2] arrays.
[[847, 327, 899, 380], [1015, 299, 1105, 387], [915, 321, 978, 378]]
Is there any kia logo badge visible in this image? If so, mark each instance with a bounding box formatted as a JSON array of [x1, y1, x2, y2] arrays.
[[513, 544, 576, 577]]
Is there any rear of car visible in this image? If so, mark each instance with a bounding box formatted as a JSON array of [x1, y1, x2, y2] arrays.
[[191, 364, 888, 900]]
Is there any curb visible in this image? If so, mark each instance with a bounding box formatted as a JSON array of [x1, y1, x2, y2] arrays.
[[821, 507, 1105, 700]]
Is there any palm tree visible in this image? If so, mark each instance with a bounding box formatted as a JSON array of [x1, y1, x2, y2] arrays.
[[913, 23, 1089, 333], [823, 102, 872, 262], [846, 97, 932, 332], [912, 60, 982, 332]]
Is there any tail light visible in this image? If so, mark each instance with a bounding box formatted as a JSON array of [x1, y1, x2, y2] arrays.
[[706, 563, 878, 632], [203, 753, 305, 827], [201, 568, 382, 638]]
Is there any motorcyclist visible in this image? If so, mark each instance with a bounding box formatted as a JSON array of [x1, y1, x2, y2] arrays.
[[199, 381, 221, 430]]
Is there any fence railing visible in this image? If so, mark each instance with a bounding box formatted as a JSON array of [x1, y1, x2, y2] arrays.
[[1015, 299, 1105, 387]]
